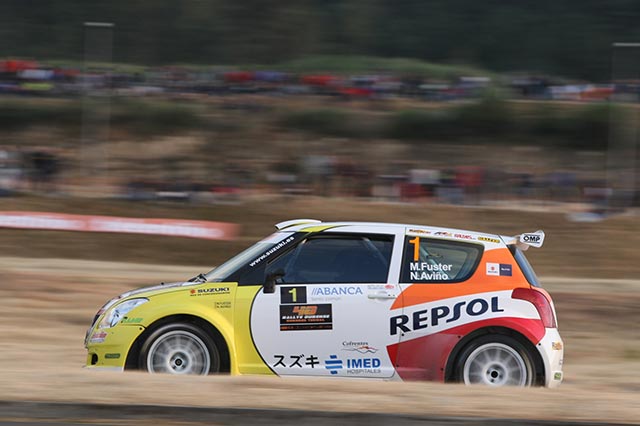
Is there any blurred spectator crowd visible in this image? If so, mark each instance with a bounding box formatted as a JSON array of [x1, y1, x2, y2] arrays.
[[119, 156, 616, 209], [2, 143, 615, 210], [1, 58, 637, 102]]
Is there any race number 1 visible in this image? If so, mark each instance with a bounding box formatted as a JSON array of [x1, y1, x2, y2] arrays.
[[409, 237, 420, 261], [280, 286, 307, 304]]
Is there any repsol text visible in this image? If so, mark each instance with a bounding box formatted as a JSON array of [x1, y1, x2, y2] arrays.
[[390, 296, 504, 335]]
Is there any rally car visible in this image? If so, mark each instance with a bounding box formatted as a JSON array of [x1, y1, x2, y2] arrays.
[[85, 219, 564, 387]]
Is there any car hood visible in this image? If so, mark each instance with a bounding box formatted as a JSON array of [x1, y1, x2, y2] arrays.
[[99, 281, 197, 312]]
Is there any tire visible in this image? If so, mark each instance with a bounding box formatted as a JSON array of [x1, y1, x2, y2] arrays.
[[454, 334, 536, 387], [139, 322, 220, 375]]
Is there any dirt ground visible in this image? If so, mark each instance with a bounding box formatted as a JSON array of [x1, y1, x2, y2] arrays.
[[0, 256, 639, 424]]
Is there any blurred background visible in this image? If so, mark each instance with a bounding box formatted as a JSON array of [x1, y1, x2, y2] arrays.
[[1, 0, 639, 211], [0, 2, 640, 424]]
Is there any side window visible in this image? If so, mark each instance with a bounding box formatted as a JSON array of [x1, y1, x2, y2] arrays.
[[401, 236, 482, 283], [267, 234, 393, 284]]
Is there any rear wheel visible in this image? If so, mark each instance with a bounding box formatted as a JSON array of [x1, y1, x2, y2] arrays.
[[455, 335, 535, 387], [140, 323, 220, 375]]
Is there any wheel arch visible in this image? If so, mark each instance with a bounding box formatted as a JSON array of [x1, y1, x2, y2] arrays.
[[125, 314, 231, 373], [444, 326, 545, 386]]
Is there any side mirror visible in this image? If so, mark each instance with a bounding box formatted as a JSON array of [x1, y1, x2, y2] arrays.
[[264, 268, 285, 294]]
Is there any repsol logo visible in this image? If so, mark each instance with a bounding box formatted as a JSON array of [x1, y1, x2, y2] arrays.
[[523, 234, 540, 243], [390, 296, 504, 336]]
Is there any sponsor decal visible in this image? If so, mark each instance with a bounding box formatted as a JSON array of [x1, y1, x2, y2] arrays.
[[499, 264, 512, 276], [190, 287, 230, 296], [104, 353, 121, 359], [478, 236, 501, 244], [390, 296, 504, 336], [486, 263, 512, 276], [434, 231, 452, 237], [324, 354, 343, 374], [324, 354, 382, 375], [280, 304, 333, 331], [342, 341, 378, 354], [366, 284, 395, 290], [89, 331, 107, 344], [552, 341, 563, 351], [272, 354, 320, 369], [408, 229, 431, 235], [311, 286, 363, 296], [215, 301, 232, 309], [408, 262, 452, 281], [454, 233, 474, 240], [249, 235, 295, 267], [345, 357, 381, 375], [281, 286, 307, 304], [520, 231, 545, 248], [121, 317, 143, 324]]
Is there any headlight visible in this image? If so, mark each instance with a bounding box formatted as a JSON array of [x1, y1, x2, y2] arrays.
[[98, 298, 148, 329]]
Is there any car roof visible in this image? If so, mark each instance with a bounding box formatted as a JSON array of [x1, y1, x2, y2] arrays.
[[276, 219, 504, 241]]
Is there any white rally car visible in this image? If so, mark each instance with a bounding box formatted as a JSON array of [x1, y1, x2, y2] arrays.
[[86, 219, 563, 387]]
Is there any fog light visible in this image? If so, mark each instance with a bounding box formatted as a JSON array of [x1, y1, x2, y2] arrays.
[[91, 353, 98, 365]]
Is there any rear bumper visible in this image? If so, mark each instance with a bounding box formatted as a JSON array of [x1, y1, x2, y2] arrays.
[[535, 328, 564, 388]]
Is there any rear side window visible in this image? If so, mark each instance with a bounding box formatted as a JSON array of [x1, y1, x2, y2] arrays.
[[509, 246, 540, 287], [401, 236, 483, 283]]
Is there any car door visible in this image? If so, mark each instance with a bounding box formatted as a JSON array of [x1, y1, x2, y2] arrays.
[[248, 231, 402, 378]]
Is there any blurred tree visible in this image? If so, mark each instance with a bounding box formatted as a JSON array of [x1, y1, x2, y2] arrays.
[[2, 0, 640, 79]]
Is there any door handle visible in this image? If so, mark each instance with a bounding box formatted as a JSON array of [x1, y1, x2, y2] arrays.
[[368, 293, 397, 300]]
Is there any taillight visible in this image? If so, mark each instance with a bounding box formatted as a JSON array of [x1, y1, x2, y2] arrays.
[[512, 287, 557, 328]]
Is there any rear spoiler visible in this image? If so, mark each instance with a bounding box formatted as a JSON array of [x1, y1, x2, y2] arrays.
[[275, 219, 321, 230], [503, 230, 545, 251]]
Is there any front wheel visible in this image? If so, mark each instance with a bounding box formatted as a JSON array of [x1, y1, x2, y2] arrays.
[[140, 323, 220, 375], [455, 334, 536, 387]]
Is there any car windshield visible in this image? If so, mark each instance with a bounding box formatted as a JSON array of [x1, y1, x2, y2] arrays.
[[204, 232, 297, 282]]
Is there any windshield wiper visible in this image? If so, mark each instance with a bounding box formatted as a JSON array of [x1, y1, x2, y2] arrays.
[[188, 273, 208, 283]]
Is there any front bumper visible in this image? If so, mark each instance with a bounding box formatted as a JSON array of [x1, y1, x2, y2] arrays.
[[535, 328, 564, 388], [85, 324, 146, 370]]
